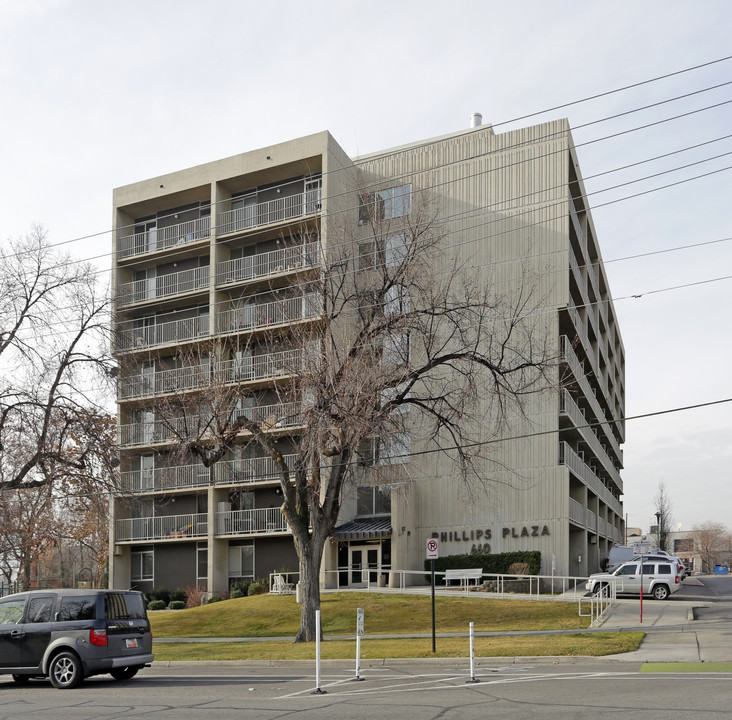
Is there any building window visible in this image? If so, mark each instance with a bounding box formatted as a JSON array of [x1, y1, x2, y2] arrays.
[[382, 333, 410, 366], [197, 543, 207, 582], [357, 486, 392, 515], [359, 184, 412, 224], [228, 543, 254, 579], [131, 550, 154, 581], [378, 433, 411, 465]]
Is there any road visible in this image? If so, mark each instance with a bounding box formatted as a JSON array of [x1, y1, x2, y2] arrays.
[[2, 661, 732, 719]]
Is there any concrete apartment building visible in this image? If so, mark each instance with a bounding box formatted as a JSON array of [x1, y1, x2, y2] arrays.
[[109, 118, 625, 593]]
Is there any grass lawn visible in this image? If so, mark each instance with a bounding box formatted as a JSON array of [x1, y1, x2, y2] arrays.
[[150, 592, 592, 639], [152, 633, 643, 661], [147, 592, 643, 660]]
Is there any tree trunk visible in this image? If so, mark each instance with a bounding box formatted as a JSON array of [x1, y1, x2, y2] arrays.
[[293, 528, 328, 643]]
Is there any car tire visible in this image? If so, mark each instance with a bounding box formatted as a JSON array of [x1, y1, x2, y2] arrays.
[[49, 651, 84, 689], [110, 666, 140, 681], [12, 674, 31, 684], [652, 584, 670, 600]]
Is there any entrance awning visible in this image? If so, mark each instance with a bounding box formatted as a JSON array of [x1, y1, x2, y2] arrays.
[[333, 517, 392, 540]]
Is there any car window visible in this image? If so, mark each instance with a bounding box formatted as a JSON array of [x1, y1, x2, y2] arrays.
[[616, 564, 638, 575], [642, 564, 655, 574], [658, 564, 672, 574], [105, 593, 146, 620], [27, 596, 56, 623], [0, 598, 25, 625], [59, 596, 97, 621]]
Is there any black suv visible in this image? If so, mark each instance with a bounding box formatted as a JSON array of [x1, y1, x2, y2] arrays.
[[0, 589, 153, 688]]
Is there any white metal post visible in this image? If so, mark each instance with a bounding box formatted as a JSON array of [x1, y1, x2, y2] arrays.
[[311, 609, 326, 694], [466, 621, 479, 683]]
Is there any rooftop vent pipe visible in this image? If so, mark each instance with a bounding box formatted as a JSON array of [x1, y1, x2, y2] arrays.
[[470, 112, 482, 128]]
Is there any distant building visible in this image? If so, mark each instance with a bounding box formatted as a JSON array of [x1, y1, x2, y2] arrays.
[[109, 118, 625, 593]]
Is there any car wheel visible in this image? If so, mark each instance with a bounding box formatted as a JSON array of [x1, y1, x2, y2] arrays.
[[652, 584, 670, 600], [110, 666, 140, 681], [49, 651, 84, 689], [12, 674, 31, 684]]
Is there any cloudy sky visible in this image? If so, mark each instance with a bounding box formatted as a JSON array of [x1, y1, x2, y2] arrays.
[[1, 0, 730, 534]]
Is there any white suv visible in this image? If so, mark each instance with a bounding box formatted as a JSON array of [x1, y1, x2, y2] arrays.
[[586, 559, 682, 600]]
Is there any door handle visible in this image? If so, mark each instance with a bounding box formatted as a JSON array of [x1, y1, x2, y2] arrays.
[[10, 630, 25, 639]]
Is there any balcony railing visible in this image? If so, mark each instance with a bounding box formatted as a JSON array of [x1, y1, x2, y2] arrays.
[[214, 453, 297, 485], [216, 350, 301, 385], [115, 314, 209, 352], [217, 242, 320, 286], [117, 217, 211, 260], [119, 463, 210, 493], [559, 441, 622, 518], [115, 513, 208, 542], [117, 266, 210, 307], [215, 508, 289, 536], [118, 350, 301, 400], [117, 416, 193, 447], [234, 401, 304, 431], [217, 294, 319, 335], [217, 187, 321, 236]]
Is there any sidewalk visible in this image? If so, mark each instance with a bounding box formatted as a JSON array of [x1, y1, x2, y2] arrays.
[[597, 598, 732, 662]]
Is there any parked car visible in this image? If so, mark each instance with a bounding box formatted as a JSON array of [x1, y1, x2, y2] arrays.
[[0, 589, 153, 689], [586, 559, 682, 600]]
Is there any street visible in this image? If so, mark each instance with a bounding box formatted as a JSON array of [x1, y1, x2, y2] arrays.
[[2, 661, 732, 719]]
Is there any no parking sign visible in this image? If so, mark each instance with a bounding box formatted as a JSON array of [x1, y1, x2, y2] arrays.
[[426, 538, 439, 559]]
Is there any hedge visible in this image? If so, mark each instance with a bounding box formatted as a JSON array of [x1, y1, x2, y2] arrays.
[[424, 551, 541, 576]]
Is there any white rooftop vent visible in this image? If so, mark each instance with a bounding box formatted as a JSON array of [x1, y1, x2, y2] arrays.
[[470, 112, 483, 128]]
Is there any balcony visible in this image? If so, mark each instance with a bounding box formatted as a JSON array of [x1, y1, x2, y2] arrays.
[[216, 349, 301, 385], [215, 508, 289, 536], [217, 186, 321, 237], [115, 314, 209, 352], [117, 416, 191, 447], [117, 266, 210, 307], [117, 217, 211, 260], [118, 363, 210, 400], [119, 463, 210, 493], [559, 441, 622, 518], [234, 401, 304, 431], [214, 453, 297, 486], [217, 294, 319, 335], [217, 241, 320, 287], [115, 512, 208, 542]]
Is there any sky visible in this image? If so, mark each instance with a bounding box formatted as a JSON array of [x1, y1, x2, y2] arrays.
[[1, 0, 730, 534]]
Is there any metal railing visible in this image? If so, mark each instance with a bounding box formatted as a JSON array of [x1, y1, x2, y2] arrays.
[[216, 294, 319, 335], [216, 241, 320, 286], [118, 364, 210, 400], [115, 314, 209, 352], [579, 580, 617, 625], [215, 508, 290, 535], [559, 441, 622, 518], [214, 453, 297, 485], [217, 187, 321, 236], [119, 463, 211, 493], [233, 401, 304, 430], [115, 513, 208, 542], [215, 349, 301, 384], [117, 216, 211, 259], [117, 266, 209, 307]]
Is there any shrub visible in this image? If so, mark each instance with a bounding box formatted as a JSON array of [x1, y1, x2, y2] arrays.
[[184, 585, 207, 608], [507, 562, 530, 576], [168, 600, 185, 610], [247, 578, 268, 596], [230, 588, 245, 599], [146, 587, 171, 606], [230, 579, 250, 596], [425, 551, 541, 576], [148, 599, 167, 611], [170, 589, 186, 603], [206, 595, 223, 604]]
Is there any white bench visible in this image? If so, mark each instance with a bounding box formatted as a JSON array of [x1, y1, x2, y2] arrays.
[[443, 568, 483, 587]]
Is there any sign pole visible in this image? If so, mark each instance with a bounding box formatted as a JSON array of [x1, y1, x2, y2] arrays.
[[353, 607, 364, 681], [431, 558, 436, 653], [426, 538, 439, 654]]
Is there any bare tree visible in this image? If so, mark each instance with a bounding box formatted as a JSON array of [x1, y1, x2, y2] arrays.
[[143, 187, 556, 642], [692, 521, 731, 572], [0, 229, 114, 583], [653, 481, 673, 552]]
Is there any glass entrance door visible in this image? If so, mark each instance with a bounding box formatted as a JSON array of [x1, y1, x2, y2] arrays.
[[349, 545, 380, 586]]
